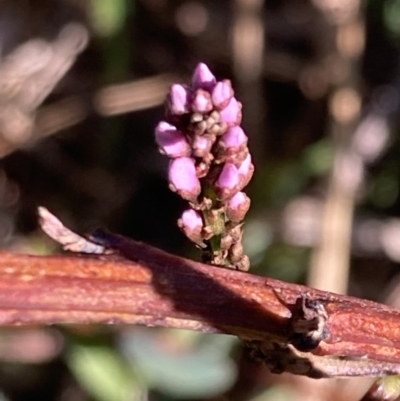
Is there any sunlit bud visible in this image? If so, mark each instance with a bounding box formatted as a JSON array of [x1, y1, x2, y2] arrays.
[[192, 63, 216, 91], [192, 134, 214, 158], [221, 126, 247, 148], [237, 153, 254, 188], [192, 89, 213, 113], [155, 121, 190, 158], [219, 97, 242, 126], [212, 80, 233, 110], [226, 191, 251, 223], [216, 163, 240, 200], [218, 126, 248, 161], [167, 84, 190, 115], [178, 209, 204, 244], [168, 157, 201, 201]]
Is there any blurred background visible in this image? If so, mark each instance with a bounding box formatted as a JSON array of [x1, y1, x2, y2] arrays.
[[0, 0, 399, 400]]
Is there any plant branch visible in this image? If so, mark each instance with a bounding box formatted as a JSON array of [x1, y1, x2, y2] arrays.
[[2, 232, 400, 377]]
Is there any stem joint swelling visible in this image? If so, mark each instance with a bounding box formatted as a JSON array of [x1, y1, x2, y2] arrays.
[[289, 295, 330, 352]]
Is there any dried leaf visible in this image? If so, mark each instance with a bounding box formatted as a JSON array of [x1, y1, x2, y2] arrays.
[[38, 206, 106, 254]]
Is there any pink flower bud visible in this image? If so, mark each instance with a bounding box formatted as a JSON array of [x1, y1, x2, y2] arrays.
[[192, 89, 213, 113], [237, 154, 254, 189], [217, 126, 248, 161], [226, 191, 251, 223], [238, 153, 252, 175], [212, 80, 233, 109], [217, 163, 239, 189], [219, 97, 242, 126], [167, 84, 190, 115], [216, 163, 240, 200], [221, 126, 247, 148], [168, 157, 201, 201], [192, 134, 214, 157], [155, 121, 190, 158], [192, 63, 216, 91], [178, 209, 204, 244]]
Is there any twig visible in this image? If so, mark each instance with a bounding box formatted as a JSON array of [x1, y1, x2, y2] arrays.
[[0, 210, 400, 378]]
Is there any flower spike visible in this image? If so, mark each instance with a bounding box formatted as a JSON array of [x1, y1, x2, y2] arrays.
[[155, 63, 254, 270]]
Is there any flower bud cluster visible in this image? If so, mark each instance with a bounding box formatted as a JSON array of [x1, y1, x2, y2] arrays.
[[155, 63, 254, 271]]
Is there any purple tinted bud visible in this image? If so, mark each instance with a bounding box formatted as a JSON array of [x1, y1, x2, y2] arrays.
[[212, 80, 233, 110], [168, 84, 190, 115], [216, 126, 248, 165], [229, 191, 247, 208], [192, 89, 213, 113], [216, 163, 240, 200], [181, 209, 203, 230], [178, 209, 204, 244], [168, 157, 201, 201], [226, 191, 251, 223], [238, 153, 252, 176], [217, 163, 239, 189], [219, 97, 242, 126], [238, 154, 254, 188], [155, 121, 190, 158], [192, 134, 214, 158], [192, 63, 216, 91], [220, 126, 247, 148]]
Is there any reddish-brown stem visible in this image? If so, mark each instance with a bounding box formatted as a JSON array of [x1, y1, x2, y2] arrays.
[[1, 236, 400, 369]]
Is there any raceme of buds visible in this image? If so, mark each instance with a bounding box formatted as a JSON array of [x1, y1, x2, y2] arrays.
[[155, 63, 254, 271]]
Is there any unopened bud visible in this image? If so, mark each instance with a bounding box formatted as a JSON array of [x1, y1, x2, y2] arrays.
[[192, 134, 215, 158], [219, 97, 242, 126], [168, 157, 201, 201], [192, 63, 216, 91], [212, 80, 233, 110], [217, 126, 248, 162], [216, 163, 240, 200], [155, 121, 190, 158], [192, 89, 213, 113], [238, 154, 254, 189], [167, 84, 190, 115], [226, 192, 251, 223], [178, 209, 204, 245]]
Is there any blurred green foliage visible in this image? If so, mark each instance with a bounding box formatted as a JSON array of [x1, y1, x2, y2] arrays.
[[1, 0, 400, 400], [67, 342, 142, 401]]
